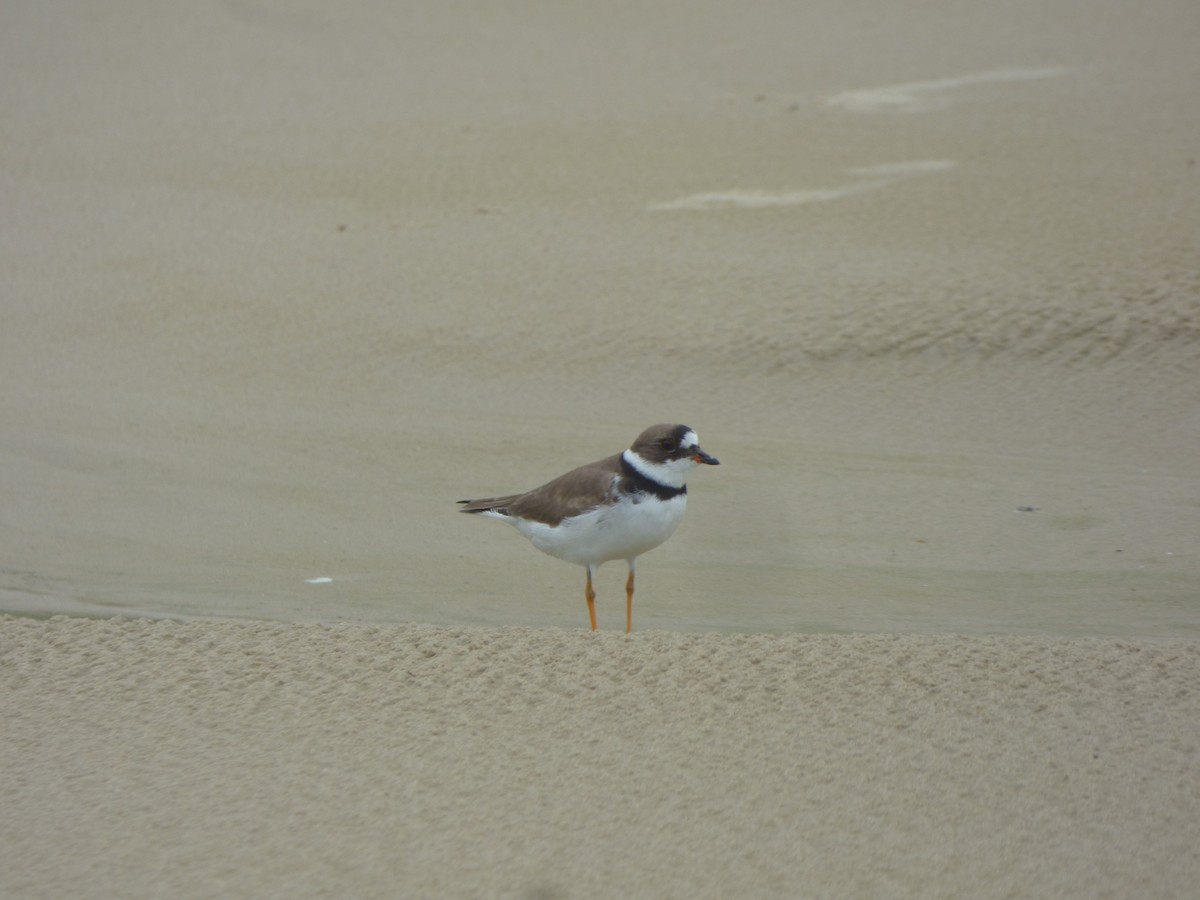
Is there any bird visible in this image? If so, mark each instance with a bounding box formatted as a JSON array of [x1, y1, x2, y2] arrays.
[[457, 423, 719, 632]]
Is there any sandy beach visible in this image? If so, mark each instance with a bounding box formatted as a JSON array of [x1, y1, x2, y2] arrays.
[[2, 0, 1199, 895], [3, 616, 1199, 899]]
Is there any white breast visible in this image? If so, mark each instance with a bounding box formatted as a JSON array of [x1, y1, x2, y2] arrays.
[[513, 492, 688, 567]]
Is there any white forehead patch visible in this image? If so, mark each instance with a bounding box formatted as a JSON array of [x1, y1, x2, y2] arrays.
[[679, 430, 699, 450]]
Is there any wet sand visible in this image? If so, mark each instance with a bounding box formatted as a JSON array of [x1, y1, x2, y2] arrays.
[[2, 0, 1199, 895], [2, 2, 1198, 633]]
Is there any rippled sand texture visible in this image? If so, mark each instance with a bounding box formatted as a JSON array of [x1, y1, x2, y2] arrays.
[[2, 1, 1198, 632], [3, 617, 1198, 898]]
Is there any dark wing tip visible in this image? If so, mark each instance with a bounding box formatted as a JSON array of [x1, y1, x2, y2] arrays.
[[457, 499, 509, 515]]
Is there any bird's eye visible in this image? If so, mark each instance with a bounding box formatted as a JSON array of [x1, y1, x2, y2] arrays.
[[660, 439, 677, 452]]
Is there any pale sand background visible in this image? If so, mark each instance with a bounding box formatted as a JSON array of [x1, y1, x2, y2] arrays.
[[2, 0, 1200, 896], [3, 617, 1199, 899]]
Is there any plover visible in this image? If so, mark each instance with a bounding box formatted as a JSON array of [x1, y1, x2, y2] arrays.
[[457, 423, 719, 632]]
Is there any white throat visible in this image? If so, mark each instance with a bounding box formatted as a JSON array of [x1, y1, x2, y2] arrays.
[[622, 448, 694, 489]]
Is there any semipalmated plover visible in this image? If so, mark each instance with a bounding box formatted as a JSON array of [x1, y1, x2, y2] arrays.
[[458, 423, 719, 632]]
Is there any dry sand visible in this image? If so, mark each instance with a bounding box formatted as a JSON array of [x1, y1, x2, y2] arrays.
[[3, 616, 1199, 899], [3, 0, 1200, 896]]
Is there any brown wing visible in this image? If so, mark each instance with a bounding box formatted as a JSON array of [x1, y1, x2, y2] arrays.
[[458, 454, 622, 527]]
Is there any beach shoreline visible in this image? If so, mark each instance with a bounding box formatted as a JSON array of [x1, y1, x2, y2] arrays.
[[3, 0, 1199, 894]]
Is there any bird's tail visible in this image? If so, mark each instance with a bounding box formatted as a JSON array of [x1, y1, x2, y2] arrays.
[[456, 496, 519, 515]]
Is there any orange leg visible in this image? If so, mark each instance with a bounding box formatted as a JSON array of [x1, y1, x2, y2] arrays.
[[625, 561, 636, 634], [585, 565, 598, 631]]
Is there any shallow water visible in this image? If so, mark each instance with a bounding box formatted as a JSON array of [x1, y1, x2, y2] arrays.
[[3, 378, 1196, 637]]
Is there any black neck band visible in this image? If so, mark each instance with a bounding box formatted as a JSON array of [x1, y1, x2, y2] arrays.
[[620, 454, 687, 501]]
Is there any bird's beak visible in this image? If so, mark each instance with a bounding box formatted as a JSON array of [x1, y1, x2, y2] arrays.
[[692, 449, 720, 466]]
